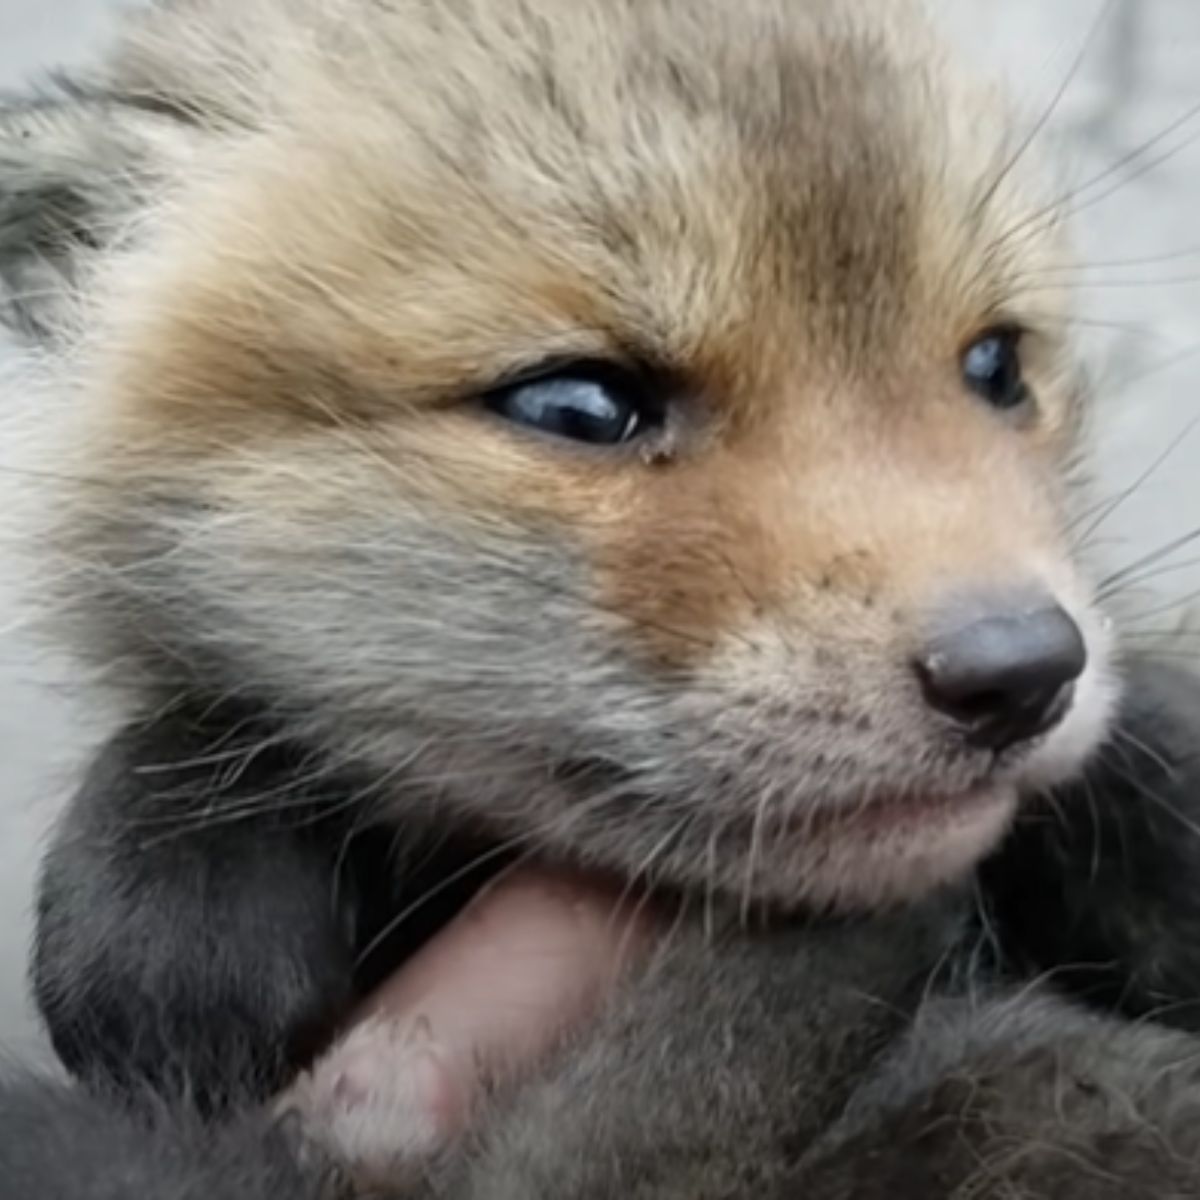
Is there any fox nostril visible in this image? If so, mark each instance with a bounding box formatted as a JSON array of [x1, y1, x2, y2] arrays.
[[915, 590, 1086, 753]]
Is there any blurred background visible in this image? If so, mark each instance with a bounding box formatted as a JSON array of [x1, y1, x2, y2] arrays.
[[1, 0, 1198, 1060]]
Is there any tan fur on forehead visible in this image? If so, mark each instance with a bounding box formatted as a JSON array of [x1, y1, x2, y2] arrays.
[[90, 0, 1067, 438]]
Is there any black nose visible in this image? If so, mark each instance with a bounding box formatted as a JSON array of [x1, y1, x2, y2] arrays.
[[915, 592, 1087, 752]]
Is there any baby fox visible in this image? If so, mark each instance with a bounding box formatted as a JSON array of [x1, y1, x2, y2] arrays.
[[5, 0, 1200, 1195]]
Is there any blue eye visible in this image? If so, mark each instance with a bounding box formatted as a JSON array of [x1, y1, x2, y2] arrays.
[[483, 365, 659, 445], [962, 329, 1030, 412]]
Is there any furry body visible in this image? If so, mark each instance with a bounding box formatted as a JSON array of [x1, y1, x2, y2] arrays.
[[3, 0, 1200, 1195], [11, 660, 1200, 1199]]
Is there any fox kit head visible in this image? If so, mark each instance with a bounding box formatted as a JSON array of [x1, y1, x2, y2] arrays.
[[2, 0, 1115, 911]]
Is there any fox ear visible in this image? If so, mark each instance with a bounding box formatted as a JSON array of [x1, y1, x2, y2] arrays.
[[0, 86, 199, 341]]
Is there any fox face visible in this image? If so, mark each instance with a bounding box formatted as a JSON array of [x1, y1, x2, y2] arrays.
[[3, 0, 1114, 910]]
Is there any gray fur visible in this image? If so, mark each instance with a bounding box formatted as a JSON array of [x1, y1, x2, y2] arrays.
[[0, 91, 198, 338], [0, 1071, 339, 1200], [10, 662, 1200, 1198], [32, 707, 361, 1111], [16, 874, 1200, 1197]]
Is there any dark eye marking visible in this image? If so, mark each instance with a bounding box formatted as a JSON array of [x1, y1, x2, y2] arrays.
[[482, 360, 664, 446], [961, 327, 1031, 413]]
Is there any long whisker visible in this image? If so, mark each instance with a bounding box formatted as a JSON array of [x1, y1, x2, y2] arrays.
[[740, 782, 777, 930], [1112, 578, 1200, 629], [606, 814, 696, 975], [353, 833, 537, 970], [1102, 555, 1200, 600], [970, 0, 1118, 226], [1093, 520, 1200, 597], [991, 94, 1200, 254], [1106, 340, 1200, 395], [1072, 418, 1200, 556], [1107, 724, 1180, 781], [1103, 757, 1200, 842]]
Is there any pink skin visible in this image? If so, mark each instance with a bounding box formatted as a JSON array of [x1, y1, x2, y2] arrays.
[[281, 794, 1015, 1178], [282, 869, 661, 1175]]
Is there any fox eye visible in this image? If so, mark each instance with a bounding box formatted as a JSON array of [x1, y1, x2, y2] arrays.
[[961, 328, 1030, 412], [483, 363, 661, 446]]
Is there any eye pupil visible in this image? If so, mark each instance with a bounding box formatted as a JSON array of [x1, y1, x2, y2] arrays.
[[484, 366, 655, 445], [962, 331, 1028, 411]]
